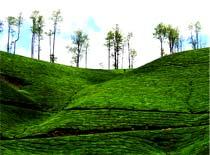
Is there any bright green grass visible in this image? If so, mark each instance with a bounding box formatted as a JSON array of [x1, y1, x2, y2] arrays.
[[67, 48, 209, 113], [0, 48, 209, 154]]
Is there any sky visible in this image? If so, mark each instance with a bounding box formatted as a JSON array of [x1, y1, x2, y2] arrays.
[[0, 0, 210, 69]]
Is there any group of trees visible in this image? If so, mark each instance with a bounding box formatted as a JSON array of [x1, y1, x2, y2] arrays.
[[0, 10, 62, 62], [5, 14, 23, 54], [30, 11, 44, 60], [153, 21, 202, 57], [153, 23, 179, 57], [67, 24, 137, 69], [30, 10, 62, 61], [105, 24, 137, 69], [188, 21, 201, 50], [0, 11, 205, 69]]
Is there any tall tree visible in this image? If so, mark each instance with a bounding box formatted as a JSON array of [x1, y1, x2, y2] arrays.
[[113, 24, 123, 69], [188, 23, 198, 50], [45, 30, 53, 62], [30, 10, 39, 58], [68, 30, 88, 67], [13, 13, 23, 54], [166, 25, 179, 54], [105, 31, 114, 69], [194, 21, 201, 49], [127, 32, 133, 69], [51, 10, 63, 63], [130, 49, 137, 69], [153, 23, 167, 57], [37, 15, 44, 60], [7, 16, 16, 52]]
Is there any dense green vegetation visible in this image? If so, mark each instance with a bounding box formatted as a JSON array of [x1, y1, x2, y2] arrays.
[[0, 48, 209, 154]]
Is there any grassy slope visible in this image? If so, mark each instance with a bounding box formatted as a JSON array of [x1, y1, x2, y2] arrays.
[[0, 52, 119, 111], [0, 48, 209, 155], [67, 48, 209, 113], [0, 52, 120, 135]]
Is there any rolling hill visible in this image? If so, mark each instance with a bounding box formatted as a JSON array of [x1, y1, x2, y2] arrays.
[[0, 48, 209, 154]]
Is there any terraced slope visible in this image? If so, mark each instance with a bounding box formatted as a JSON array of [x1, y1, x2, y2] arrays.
[[0, 48, 209, 155]]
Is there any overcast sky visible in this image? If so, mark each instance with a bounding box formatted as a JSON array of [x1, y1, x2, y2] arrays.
[[0, 0, 209, 69]]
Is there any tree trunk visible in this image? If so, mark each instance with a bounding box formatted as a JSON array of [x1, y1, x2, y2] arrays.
[[115, 47, 118, 69], [169, 40, 175, 54], [85, 46, 87, 68], [160, 39, 164, 57], [121, 45, 124, 69], [76, 44, 80, 67], [13, 42, 16, 54], [52, 23, 57, 63], [108, 47, 110, 70], [108, 41, 111, 70], [31, 33, 34, 58], [116, 48, 119, 69], [169, 41, 172, 54], [14, 22, 21, 54], [128, 41, 130, 68], [114, 49, 117, 69], [196, 32, 199, 49], [38, 35, 40, 60], [49, 34, 52, 62], [131, 57, 133, 69], [7, 25, 11, 52]]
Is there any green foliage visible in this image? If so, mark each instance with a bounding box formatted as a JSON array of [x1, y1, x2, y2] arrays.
[[51, 9, 63, 24], [30, 11, 40, 34], [154, 23, 180, 55], [105, 31, 115, 47], [104, 25, 124, 69], [30, 10, 44, 59], [37, 16, 44, 36], [68, 30, 88, 67], [153, 23, 167, 41], [130, 49, 137, 68], [7, 16, 16, 26], [105, 31, 115, 69], [153, 23, 167, 56], [166, 25, 179, 53]]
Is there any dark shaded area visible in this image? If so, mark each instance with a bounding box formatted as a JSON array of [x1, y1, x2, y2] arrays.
[[0, 81, 42, 110], [0, 101, 44, 112], [0, 133, 12, 140], [3, 124, 207, 141], [0, 73, 31, 88]]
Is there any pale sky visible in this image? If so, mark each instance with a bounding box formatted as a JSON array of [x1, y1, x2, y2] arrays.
[[0, 0, 209, 69]]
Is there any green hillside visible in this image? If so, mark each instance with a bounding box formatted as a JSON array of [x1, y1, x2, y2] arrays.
[[0, 48, 209, 154]]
